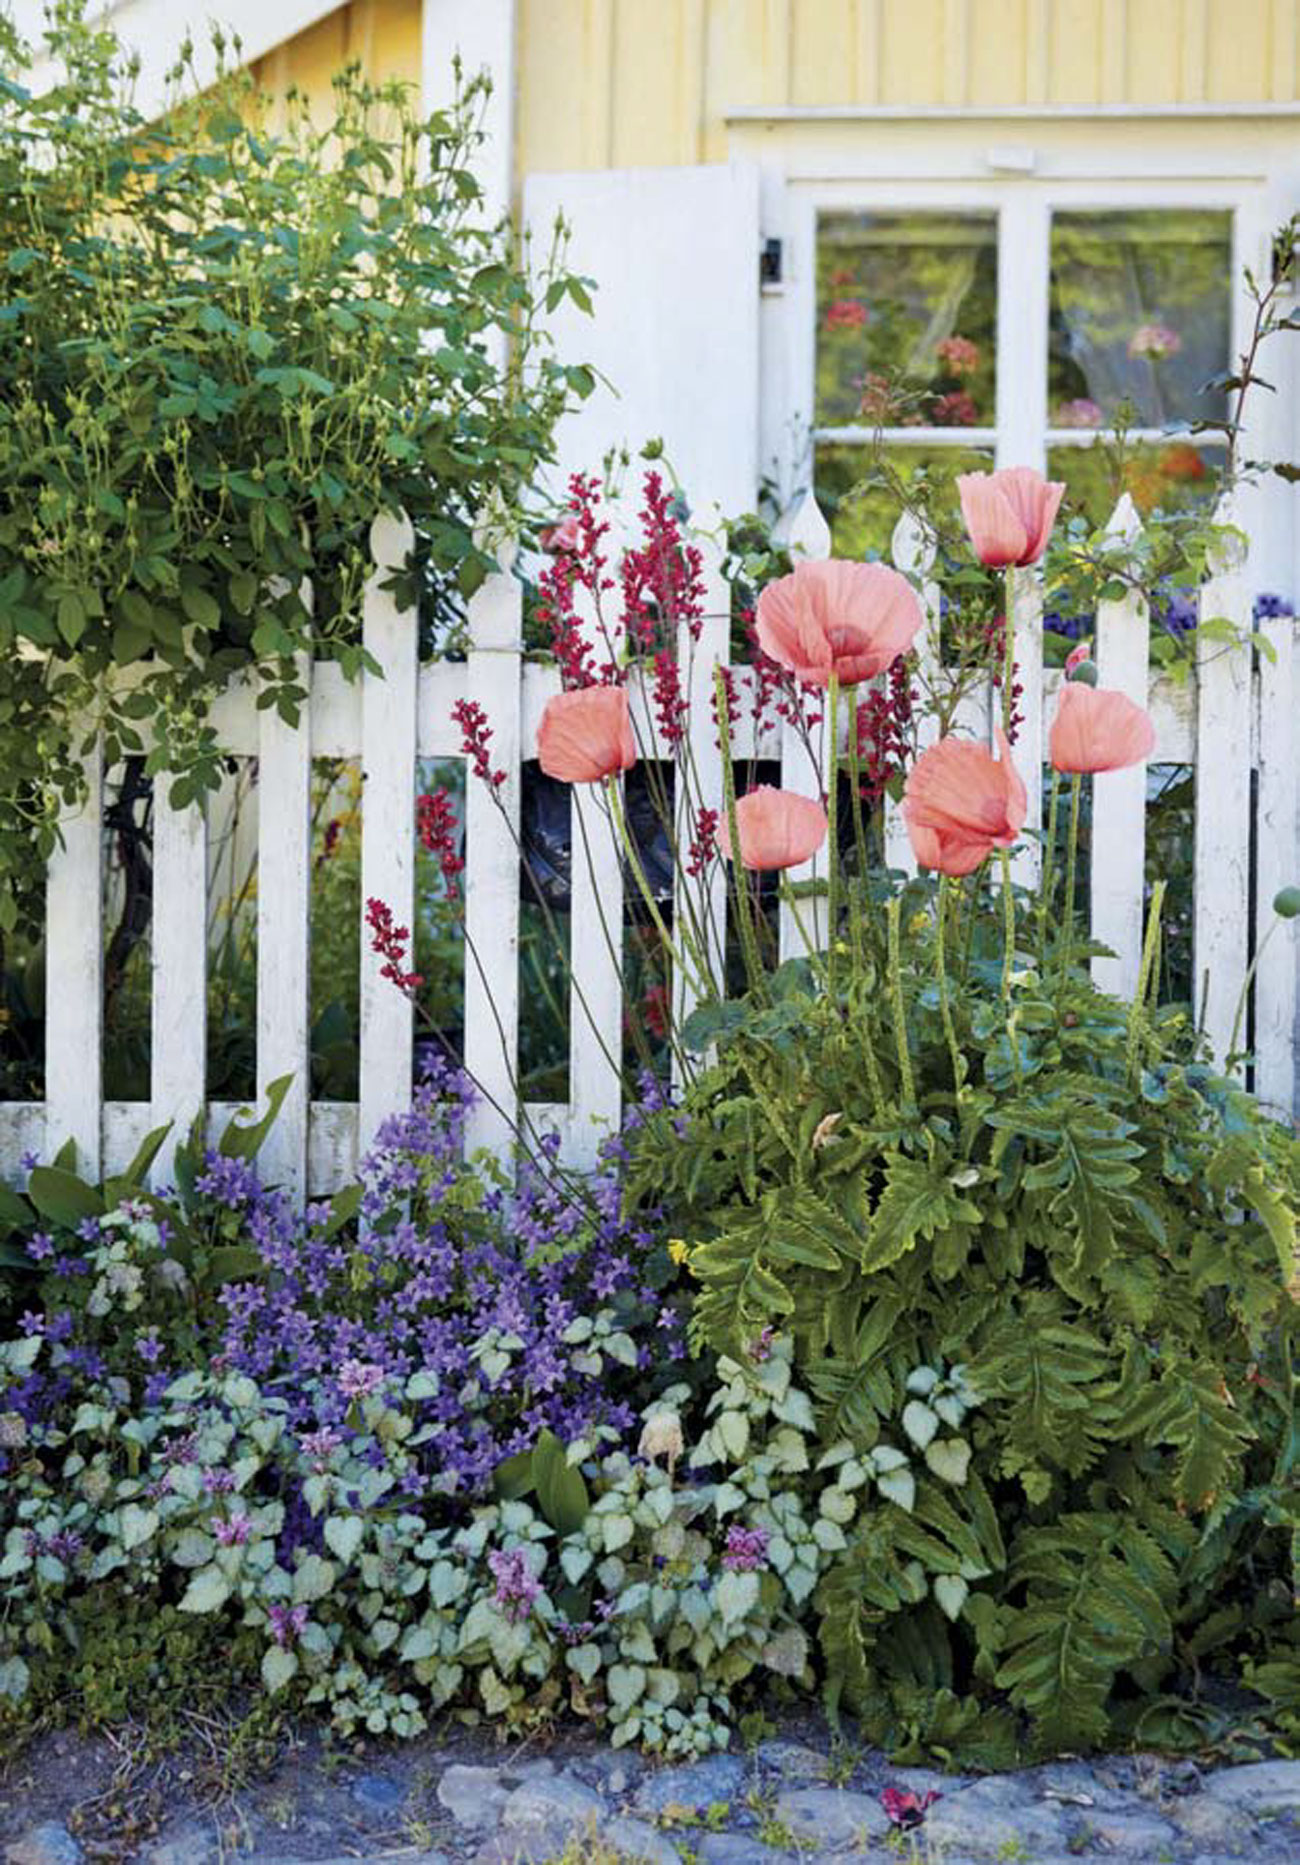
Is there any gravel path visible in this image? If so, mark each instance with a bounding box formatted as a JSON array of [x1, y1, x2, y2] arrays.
[[6, 1724, 1300, 1863]]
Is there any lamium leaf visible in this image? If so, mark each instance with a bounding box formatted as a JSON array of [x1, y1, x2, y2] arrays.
[[261, 1645, 299, 1693], [925, 1440, 972, 1486], [902, 1401, 939, 1450], [179, 1564, 231, 1614]]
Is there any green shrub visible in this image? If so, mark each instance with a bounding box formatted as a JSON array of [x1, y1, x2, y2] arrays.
[[0, 0, 592, 937], [628, 902, 1300, 1763]]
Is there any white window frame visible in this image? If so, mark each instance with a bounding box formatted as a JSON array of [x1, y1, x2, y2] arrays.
[[738, 114, 1299, 598]]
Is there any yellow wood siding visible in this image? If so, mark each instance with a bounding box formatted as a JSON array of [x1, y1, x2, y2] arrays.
[[252, 0, 1300, 172], [250, 0, 421, 123]]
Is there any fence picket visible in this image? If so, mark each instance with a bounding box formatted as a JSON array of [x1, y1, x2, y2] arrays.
[[358, 510, 419, 1161], [778, 492, 832, 960], [1194, 498, 1253, 1073], [464, 543, 522, 1156], [256, 645, 312, 1198], [884, 512, 940, 874], [5, 498, 1300, 1200], [150, 790, 207, 1188], [566, 583, 624, 1168], [1007, 564, 1043, 890], [672, 551, 729, 1072], [1255, 609, 1297, 1113], [1090, 495, 1151, 1001], [45, 747, 103, 1177]]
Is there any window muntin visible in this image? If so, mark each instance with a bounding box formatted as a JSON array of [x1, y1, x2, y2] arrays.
[[811, 203, 1234, 548]]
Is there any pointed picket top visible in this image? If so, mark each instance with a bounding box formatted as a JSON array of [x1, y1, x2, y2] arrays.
[[1103, 491, 1143, 544], [473, 490, 518, 574], [774, 489, 832, 562], [1207, 490, 1249, 576], [369, 506, 416, 576], [891, 509, 936, 579]]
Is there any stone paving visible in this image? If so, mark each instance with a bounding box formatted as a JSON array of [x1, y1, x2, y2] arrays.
[[8, 1733, 1300, 1863]]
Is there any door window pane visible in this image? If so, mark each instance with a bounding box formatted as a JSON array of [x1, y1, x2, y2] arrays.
[[1048, 440, 1224, 527], [816, 441, 994, 558], [816, 211, 998, 428], [1049, 210, 1232, 431]]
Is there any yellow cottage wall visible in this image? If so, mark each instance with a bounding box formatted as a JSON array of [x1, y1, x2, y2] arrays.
[[247, 1, 1300, 180]]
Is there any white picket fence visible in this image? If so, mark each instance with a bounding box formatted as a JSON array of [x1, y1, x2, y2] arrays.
[[1, 495, 1297, 1199]]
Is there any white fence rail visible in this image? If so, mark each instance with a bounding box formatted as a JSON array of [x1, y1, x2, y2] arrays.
[[2, 500, 1297, 1196]]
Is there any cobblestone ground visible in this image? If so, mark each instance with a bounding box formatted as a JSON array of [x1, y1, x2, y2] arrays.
[[7, 1724, 1300, 1864]]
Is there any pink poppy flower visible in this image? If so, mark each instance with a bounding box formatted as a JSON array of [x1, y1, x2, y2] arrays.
[[957, 467, 1065, 568], [718, 787, 828, 872], [537, 686, 636, 783], [756, 559, 924, 690]]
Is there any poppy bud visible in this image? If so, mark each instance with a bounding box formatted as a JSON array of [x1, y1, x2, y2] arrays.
[[1067, 659, 1099, 687], [1274, 886, 1300, 919]]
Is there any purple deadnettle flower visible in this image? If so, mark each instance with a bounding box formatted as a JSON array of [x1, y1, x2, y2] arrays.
[[267, 1602, 309, 1648], [722, 1525, 771, 1573], [488, 1547, 541, 1623], [212, 1512, 254, 1546]]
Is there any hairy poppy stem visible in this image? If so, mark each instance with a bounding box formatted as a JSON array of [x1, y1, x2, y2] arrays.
[[886, 894, 916, 1114], [1060, 773, 1083, 983], [844, 686, 871, 975], [998, 850, 1016, 1000], [935, 876, 965, 1097], [1127, 879, 1166, 1085], [1227, 913, 1280, 1076], [826, 676, 841, 991], [1038, 764, 1059, 965], [715, 666, 765, 997], [604, 776, 709, 1007]]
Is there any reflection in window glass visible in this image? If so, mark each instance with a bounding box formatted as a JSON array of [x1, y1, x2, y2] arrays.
[[1048, 441, 1223, 528], [816, 212, 998, 428], [1049, 211, 1231, 431], [816, 442, 993, 559]]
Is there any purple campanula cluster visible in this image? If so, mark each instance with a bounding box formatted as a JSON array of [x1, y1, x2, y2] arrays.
[[2, 1058, 684, 1509], [210, 1059, 683, 1504]]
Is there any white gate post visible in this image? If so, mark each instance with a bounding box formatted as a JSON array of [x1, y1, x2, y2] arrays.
[[1194, 497, 1253, 1073], [1255, 609, 1297, 1115]]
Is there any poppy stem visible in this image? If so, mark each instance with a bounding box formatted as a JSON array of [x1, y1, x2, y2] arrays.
[[826, 676, 840, 992], [935, 876, 965, 1097], [998, 850, 1017, 1000], [1127, 879, 1167, 1085], [1038, 764, 1059, 965], [886, 893, 916, 1114], [1001, 576, 1017, 738], [1060, 773, 1083, 983], [1227, 912, 1279, 1077], [844, 685, 871, 974], [604, 776, 708, 1005], [778, 879, 830, 987], [715, 666, 765, 998]]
